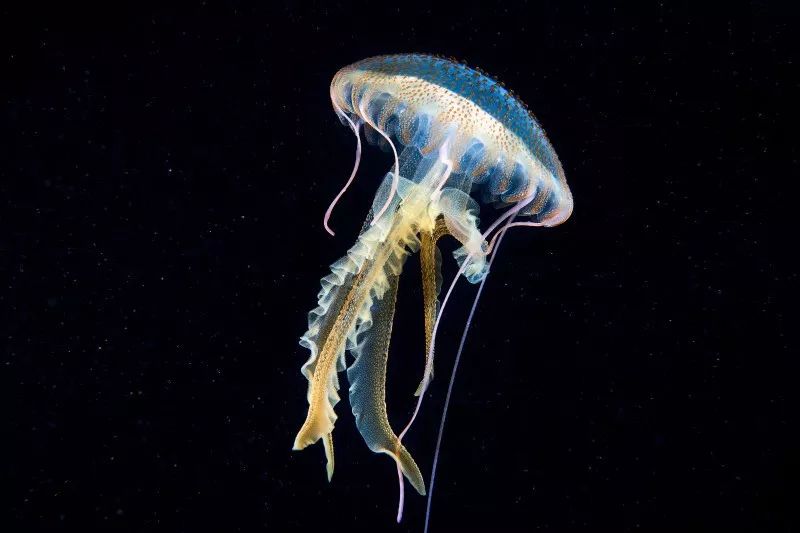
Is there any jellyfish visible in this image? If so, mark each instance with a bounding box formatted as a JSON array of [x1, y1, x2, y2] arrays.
[[292, 54, 572, 529]]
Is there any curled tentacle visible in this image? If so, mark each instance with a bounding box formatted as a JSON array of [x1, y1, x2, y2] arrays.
[[323, 114, 363, 236]]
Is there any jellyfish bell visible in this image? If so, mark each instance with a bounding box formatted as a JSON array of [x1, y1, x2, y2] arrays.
[[329, 54, 572, 223], [294, 54, 572, 530]]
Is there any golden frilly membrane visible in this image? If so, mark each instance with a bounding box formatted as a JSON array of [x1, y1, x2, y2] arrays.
[[292, 54, 572, 522]]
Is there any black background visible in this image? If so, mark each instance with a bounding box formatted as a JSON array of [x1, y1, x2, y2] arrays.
[[2, 2, 794, 532]]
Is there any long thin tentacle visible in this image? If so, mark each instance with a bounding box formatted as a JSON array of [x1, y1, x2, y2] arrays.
[[323, 116, 363, 236], [402, 194, 535, 423], [485, 221, 545, 254], [423, 215, 516, 533], [395, 239, 465, 523], [395, 192, 537, 523], [358, 99, 400, 227]]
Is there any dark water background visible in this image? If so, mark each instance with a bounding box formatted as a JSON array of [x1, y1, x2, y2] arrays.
[[2, 2, 794, 532]]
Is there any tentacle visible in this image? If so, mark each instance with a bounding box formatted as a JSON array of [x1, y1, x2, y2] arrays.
[[323, 116, 363, 236], [423, 210, 518, 533], [477, 192, 535, 250], [358, 99, 400, 227], [395, 191, 538, 523], [415, 218, 448, 396], [485, 221, 545, 255], [346, 271, 426, 498]]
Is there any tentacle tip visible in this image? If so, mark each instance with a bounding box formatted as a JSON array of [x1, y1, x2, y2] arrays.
[[410, 476, 427, 496], [292, 429, 313, 451]]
